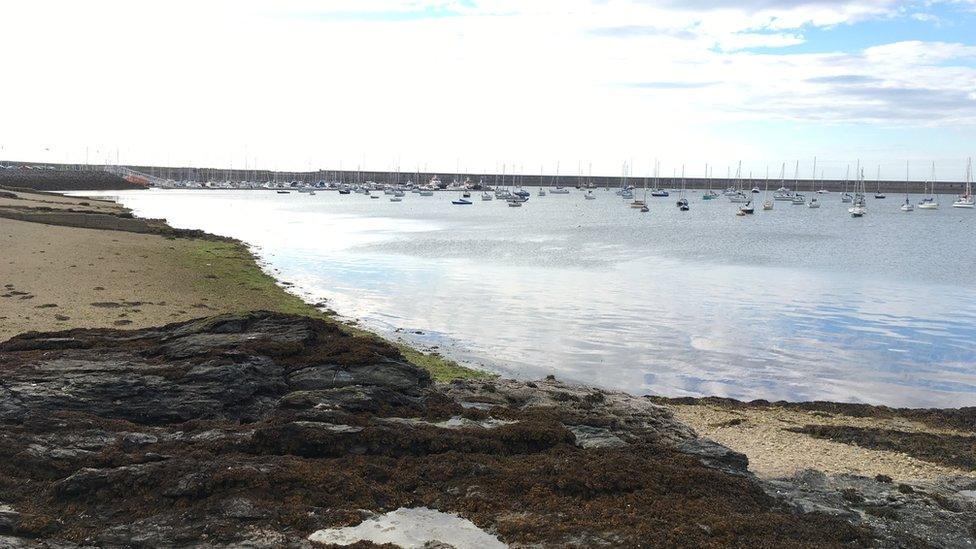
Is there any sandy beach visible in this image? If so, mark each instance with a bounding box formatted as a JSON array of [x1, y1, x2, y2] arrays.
[[0, 190, 318, 340]]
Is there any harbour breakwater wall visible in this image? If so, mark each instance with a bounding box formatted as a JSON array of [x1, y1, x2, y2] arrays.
[[1, 160, 968, 194]]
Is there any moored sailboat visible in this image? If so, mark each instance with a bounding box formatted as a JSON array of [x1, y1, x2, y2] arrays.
[[918, 162, 940, 210], [953, 157, 974, 208]]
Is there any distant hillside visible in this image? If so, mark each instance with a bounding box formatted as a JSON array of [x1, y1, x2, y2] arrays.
[[0, 169, 143, 191]]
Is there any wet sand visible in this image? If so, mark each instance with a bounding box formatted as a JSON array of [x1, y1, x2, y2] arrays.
[[662, 399, 976, 483]]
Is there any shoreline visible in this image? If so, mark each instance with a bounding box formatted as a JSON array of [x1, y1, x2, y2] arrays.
[[3, 184, 975, 546]]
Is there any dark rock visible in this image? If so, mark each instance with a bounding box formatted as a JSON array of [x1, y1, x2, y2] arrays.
[[675, 438, 750, 475], [567, 425, 628, 449]]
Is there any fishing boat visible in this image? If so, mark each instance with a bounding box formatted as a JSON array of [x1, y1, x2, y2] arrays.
[[953, 158, 974, 208]]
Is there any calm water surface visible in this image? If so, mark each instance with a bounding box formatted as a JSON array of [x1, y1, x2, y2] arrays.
[[82, 189, 976, 407]]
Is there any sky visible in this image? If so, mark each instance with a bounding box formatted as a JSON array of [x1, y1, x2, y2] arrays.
[[1, 0, 975, 180]]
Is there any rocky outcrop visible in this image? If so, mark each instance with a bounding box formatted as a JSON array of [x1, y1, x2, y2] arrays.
[[765, 470, 976, 548], [0, 312, 923, 547]]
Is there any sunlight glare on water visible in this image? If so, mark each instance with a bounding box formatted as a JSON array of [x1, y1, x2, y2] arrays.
[[84, 188, 976, 407]]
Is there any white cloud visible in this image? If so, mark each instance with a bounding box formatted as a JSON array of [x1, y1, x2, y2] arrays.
[[0, 0, 973, 177]]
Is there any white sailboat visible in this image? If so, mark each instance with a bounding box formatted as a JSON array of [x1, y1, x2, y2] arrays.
[[762, 165, 774, 210], [841, 165, 853, 203], [953, 157, 974, 208], [900, 161, 914, 212], [808, 158, 821, 208], [791, 160, 806, 205], [918, 162, 940, 210], [848, 165, 867, 217]]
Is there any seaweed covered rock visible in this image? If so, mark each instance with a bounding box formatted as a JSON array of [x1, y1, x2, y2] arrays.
[[0, 312, 877, 547]]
